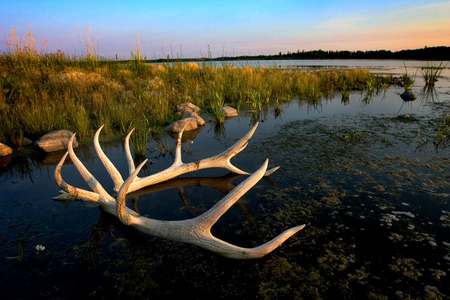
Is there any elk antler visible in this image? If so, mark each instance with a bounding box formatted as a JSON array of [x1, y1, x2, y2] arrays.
[[54, 124, 305, 259], [93, 122, 279, 193]]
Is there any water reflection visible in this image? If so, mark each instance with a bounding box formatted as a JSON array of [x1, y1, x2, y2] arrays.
[[0, 155, 35, 182], [420, 85, 439, 103]]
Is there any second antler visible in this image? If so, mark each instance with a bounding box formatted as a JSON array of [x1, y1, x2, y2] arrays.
[[54, 123, 305, 259]]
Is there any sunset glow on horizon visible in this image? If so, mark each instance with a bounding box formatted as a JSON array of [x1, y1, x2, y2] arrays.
[[1, 0, 449, 59]]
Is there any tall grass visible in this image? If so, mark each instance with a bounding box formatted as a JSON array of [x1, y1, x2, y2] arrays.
[[6, 21, 47, 57], [418, 61, 449, 86], [76, 24, 99, 63], [0, 25, 394, 149]]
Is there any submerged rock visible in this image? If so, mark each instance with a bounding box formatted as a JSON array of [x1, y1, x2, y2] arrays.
[[400, 91, 417, 101], [34, 129, 78, 152], [0, 143, 13, 156]]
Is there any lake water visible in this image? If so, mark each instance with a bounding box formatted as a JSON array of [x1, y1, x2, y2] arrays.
[[0, 60, 449, 299]]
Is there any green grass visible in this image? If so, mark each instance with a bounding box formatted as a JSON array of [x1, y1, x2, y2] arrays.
[[418, 61, 448, 86], [0, 25, 395, 149]]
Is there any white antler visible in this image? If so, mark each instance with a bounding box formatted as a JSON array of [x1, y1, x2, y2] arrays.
[[94, 122, 279, 193], [54, 125, 304, 259]]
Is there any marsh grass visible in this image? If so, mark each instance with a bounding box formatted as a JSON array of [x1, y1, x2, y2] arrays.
[[0, 28, 393, 149], [418, 61, 448, 86], [7, 21, 47, 57], [76, 24, 99, 63], [130, 127, 150, 157], [401, 63, 416, 90]]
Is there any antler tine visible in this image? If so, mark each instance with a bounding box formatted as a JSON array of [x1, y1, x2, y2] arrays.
[[173, 121, 192, 167], [67, 133, 111, 198], [54, 152, 112, 203], [124, 128, 136, 175], [94, 125, 124, 192], [198, 159, 270, 228], [116, 159, 148, 225], [197, 122, 280, 177]]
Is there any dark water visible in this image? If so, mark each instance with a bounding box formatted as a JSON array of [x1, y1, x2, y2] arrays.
[[1, 61, 449, 299]]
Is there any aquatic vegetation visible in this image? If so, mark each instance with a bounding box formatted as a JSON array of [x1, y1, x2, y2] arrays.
[[209, 90, 226, 124], [417, 113, 450, 152], [130, 128, 150, 157], [400, 63, 416, 90], [418, 61, 449, 86]]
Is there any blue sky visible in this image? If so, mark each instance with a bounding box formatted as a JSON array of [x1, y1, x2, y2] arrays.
[[1, 0, 449, 59]]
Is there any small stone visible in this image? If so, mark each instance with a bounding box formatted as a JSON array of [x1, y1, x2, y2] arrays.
[[181, 112, 205, 126], [165, 118, 198, 133], [22, 137, 33, 146], [220, 106, 238, 118]]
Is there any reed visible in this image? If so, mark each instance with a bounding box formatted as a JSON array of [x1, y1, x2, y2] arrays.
[[418, 61, 448, 86], [76, 24, 99, 64], [6, 21, 47, 57]]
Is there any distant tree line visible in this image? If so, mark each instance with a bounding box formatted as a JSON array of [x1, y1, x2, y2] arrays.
[[220, 46, 450, 61], [149, 46, 449, 62]]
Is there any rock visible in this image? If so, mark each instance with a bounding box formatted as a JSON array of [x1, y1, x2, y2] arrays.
[[0, 143, 13, 156], [165, 118, 198, 133], [34, 129, 78, 152], [181, 112, 205, 126], [400, 91, 417, 101], [220, 106, 238, 118], [176, 102, 200, 114], [22, 137, 33, 146]]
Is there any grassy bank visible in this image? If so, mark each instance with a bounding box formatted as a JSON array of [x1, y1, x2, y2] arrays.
[[0, 53, 394, 149]]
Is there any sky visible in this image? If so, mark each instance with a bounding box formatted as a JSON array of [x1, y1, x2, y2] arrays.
[[1, 0, 449, 59]]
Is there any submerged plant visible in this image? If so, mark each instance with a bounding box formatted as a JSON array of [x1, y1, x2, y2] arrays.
[[417, 113, 450, 152], [5, 242, 24, 262]]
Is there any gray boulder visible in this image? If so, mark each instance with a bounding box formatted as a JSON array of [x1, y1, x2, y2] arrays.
[[34, 129, 78, 152], [220, 106, 238, 118], [0, 143, 13, 156]]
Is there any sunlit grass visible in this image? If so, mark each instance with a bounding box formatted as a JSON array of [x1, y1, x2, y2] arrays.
[[0, 25, 396, 149], [6, 21, 47, 57], [418, 61, 448, 86]]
